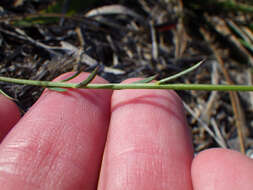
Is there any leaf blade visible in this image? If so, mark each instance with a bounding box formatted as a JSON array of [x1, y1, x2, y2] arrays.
[[0, 89, 15, 100], [157, 59, 205, 84], [48, 87, 67, 92], [131, 75, 157, 84], [75, 66, 99, 88]]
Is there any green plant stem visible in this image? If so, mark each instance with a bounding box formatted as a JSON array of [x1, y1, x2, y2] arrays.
[[86, 84, 253, 91], [1, 76, 253, 91]]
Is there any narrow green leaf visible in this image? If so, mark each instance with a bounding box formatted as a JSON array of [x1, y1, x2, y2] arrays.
[[48, 87, 67, 92], [61, 71, 81, 82], [240, 39, 253, 53], [0, 89, 15, 100], [157, 59, 205, 84], [226, 20, 248, 42], [131, 75, 157, 84], [75, 66, 99, 88]]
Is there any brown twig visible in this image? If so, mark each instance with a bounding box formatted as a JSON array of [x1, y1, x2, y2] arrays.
[[201, 27, 247, 154]]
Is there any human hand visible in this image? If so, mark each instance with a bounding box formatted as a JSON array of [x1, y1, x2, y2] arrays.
[[0, 72, 253, 190]]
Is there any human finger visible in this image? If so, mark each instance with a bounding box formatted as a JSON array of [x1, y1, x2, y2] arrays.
[[98, 78, 194, 190], [0, 73, 112, 190], [191, 148, 253, 190], [0, 94, 20, 142]]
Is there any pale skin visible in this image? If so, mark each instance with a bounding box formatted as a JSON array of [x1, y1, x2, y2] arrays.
[[0, 73, 253, 190]]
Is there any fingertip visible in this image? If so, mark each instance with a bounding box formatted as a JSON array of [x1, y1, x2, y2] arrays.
[[192, 148, 253, 190], [0, 94, 20, 141], [99, 78, 193, 190]]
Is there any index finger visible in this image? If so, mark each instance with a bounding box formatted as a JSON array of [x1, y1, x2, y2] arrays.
[[0, 72, 112, 190]]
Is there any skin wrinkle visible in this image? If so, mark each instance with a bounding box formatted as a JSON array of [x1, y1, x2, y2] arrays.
[[33, 121, 76, 181], [30, 147, 60, 186], [134, 154, 166, 178], [102, 130, 192, 189], [68, 100, 110, 160], [43, 152, 87, 189], [111, 105, 185, 145], [1, 133, 64, 183], [53, 120, 104, 173], [0, 144, 52, 187], [112, 143, 170, 161], [0, 173, 41, 189], [7, 109, 65, 147], [0, 114, 100, 189], [80, 103, 108, 137], [108, 109, 191, 160], [111, 94, 184, 123], [0, 135, 49, 170], [108, 153, 185, 189], [110, 143, 190, 176], [0, 104, 101, 188]]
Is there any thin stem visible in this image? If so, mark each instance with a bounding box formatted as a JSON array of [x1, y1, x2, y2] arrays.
[[0, 76, 76, 88], [1, 76, 253, 91], [85, 83, 253, 91]]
